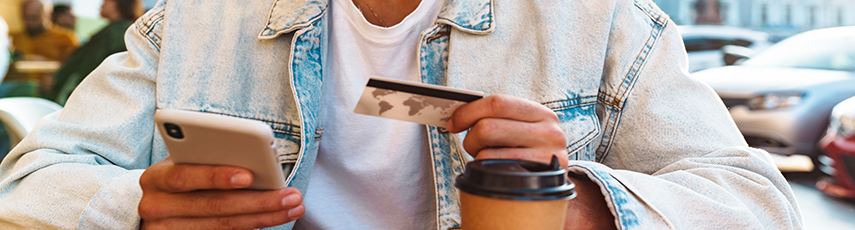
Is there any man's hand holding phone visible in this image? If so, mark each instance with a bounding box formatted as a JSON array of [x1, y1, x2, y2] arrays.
[[139, 158, 305, 230], [142, 109, 303, 229]]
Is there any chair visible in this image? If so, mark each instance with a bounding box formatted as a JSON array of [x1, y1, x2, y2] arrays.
[[0, 97, 63, 149]]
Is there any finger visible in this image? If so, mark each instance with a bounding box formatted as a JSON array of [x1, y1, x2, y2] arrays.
[[446, 94, 558, 133], [142, 204, 305, 230], [139, 188, 302, 219], [462, 118, 566, 156], [475, 148, 569, 169], [149, 162, 255, 192]]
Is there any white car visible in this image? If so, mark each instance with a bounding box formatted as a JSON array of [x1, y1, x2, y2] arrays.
[[679, 25, 773, 72], [693, 26, 855, 157]]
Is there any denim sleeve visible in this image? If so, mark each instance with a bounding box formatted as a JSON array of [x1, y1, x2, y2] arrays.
[[0, 1, 166, 229], [571, 0, 803, 229]]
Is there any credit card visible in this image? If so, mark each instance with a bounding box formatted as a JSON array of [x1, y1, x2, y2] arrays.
[[353, 77, 485, 127]]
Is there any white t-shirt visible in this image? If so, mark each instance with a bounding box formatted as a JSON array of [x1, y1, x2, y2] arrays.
[[293, 0, 442, 229]]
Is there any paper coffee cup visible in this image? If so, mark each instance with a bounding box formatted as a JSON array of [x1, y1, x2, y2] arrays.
[[454, 156, 576, 230]]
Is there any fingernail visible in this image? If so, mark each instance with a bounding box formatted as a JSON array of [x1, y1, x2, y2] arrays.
[[230, 173, 251, 187], [287, 205, 305, 218], [282, 193, 301, 207]]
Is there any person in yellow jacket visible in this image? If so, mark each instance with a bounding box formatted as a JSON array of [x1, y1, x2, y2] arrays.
[[10, 0, 79, 63]]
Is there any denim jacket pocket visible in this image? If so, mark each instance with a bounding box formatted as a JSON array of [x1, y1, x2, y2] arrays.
[[542, 96, 601, 161]]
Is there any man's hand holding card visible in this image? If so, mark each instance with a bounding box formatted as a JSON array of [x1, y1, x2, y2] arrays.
[[353, 78, 617, 229], [353, 77, 567, 168]]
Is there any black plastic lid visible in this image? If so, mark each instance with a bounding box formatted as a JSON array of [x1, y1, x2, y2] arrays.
[[454, 156, 576, 201]]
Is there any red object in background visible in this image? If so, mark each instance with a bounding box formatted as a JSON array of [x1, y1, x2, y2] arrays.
[[816, 132, 855, 199]]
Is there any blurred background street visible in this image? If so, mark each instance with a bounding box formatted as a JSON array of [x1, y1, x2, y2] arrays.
[[786, 171, 855, 229], [652, 0, 855, 229], [1, 0, 855, 229]]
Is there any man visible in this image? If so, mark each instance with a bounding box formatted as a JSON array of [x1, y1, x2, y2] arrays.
[[11, 0, 79, 62], [0, 0, 803, 230], [51, 4, 76, 31], [50, 4, 77, 31]]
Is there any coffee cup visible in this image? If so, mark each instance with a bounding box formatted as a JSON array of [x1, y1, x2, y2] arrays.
[[454, 155, 576, 230]]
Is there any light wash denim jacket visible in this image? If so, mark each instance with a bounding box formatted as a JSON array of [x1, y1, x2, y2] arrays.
[[0, 0, 803, 229]]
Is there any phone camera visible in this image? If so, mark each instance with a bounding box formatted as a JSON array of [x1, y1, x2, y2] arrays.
[[164, 123, 184, 139]]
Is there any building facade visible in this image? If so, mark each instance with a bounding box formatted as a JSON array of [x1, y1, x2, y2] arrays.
[[653, 0, 855, 39]]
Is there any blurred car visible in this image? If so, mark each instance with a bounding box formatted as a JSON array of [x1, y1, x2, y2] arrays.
[[693, 26, 855, 157], [678, 25, 772, 72], [816, 95, 855, 199]]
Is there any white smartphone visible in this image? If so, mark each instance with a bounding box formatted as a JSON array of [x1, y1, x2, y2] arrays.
[[154, 109, 286, 190]]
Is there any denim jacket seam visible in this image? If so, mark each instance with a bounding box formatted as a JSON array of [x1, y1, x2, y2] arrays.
[[434, 0, 494, 35], [541, 96, 598, 109], [596, 93, 622, 162], [201, 111, 301, 136], [435, 17, 493, 35], [550, 101, 597, 111], [283, 23, 308, 186], [597, 110, 619, 162], [419, 23, 463, 230], [135, 6, 165, 51], [76, 171, 142, 229], [596, 9, 667, 162], [570, 165, 630, 229], [633, 0, 669, 25], [258, 2, 328, 39], [567, 128, 597, 154], [542, 95, 597, 105], [144, 10, 164, 27]]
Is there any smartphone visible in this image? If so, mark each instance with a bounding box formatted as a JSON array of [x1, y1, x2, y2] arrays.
[[154, 109, 286, 190]]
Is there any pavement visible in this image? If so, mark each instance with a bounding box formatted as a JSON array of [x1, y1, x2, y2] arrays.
[[784, 171, 855, 230]]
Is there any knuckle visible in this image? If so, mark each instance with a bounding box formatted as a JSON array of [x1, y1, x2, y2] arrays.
[[450, 111, 466, 129], [209, 170, 222, 188], [545, 127, 567, 146], [256, 211, 289, 229], [138, 197, 162, 220], [165, 169, 187, 191], [461, 136, 480, 157], [546, 110, 559, 121], [215, 216, 237, 230], [473, 120, 498, 138], [212, 167, 233, 187], [137, 202, 154, 219], [205, 194, 228, 216], [488, 95, 509, 115], [141, 220, 169, 230], [139, 173, 152, 188]]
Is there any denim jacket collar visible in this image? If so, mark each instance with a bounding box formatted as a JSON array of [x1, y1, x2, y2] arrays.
[[257, 0, 494, 39], [258, 0, 328, 39], [436, 0, 494, 34]]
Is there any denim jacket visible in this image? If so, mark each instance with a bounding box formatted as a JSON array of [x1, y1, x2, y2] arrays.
[[0, 0, 803, 229]]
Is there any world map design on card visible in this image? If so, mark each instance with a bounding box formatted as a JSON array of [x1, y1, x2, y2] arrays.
[[354, 77, 484, 127]]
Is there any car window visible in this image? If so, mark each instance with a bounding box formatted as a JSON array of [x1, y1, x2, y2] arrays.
[[742, 34, 855, 71], [684, 38, 754, 52], [732, 39, 753, 47], [684, 38, 708, 52]]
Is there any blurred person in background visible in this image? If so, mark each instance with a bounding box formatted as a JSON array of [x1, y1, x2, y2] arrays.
[[47, 0, 143, 105], [0, 16, 9, 80], [11, 0, 79, 63], [51, 4, 76, 31], [0, 16, 9, 166]]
